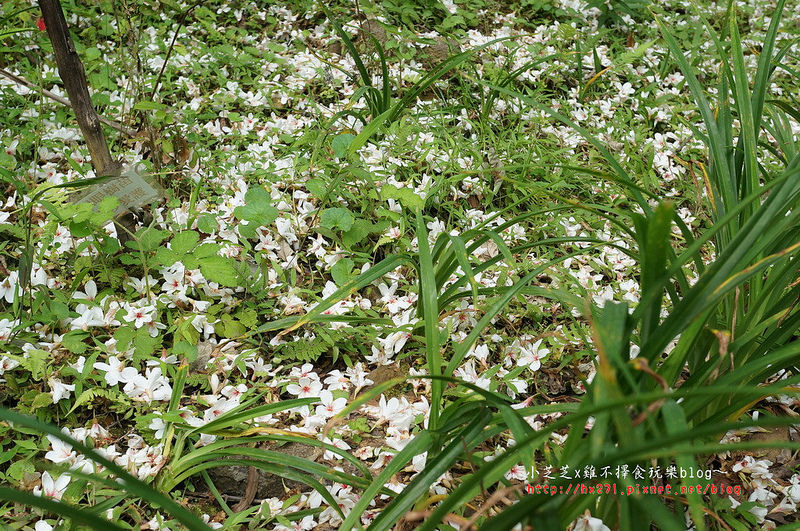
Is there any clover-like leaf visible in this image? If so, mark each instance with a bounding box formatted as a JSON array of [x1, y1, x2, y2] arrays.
[[234, 187, 279, 226]]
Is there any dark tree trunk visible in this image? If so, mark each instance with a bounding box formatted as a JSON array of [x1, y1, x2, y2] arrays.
[[39, 0, 120, 177]]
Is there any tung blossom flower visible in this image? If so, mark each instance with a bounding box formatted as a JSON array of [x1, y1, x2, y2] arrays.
[[70, 306, 105, 330], [376, 330, 412, 355], [48, 378, 75, 403], [346, 363, 374, 393], [149, 416, 167, 439], [732, 456, 773, 480], [289, 363, 319, 381], [515, 338, 550, 371], [0, 271, 19, 303], [453, 359, 491, 391], [323, 370, 351, 391], [376, 282, 413, 314], [73, 280, 98, 302], [322, 436, 352, 460], [93, 357, 138, 387], [33, 471, 70, 500], [287, 377, 323, 398], [569, 510, 611, 531], [369, 395, 416, 431], [44, 434, 75, 464], [124, 304, 156, 328], [505, 463, 528, 481], [467, 343, 490, 364], [123, 368, 172, 403], [0, 318, 20, 342], [316, 390, 347, 418]]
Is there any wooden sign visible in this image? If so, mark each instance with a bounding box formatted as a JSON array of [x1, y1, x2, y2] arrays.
[[73, 162, 163, 215]]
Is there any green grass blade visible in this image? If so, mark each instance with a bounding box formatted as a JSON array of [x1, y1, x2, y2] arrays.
[[655, 15, 733, 221], [441, 234, 480, 303], [639, 201, 675, 344], [186, 397, 316, 436], [416, 210, 443, 431], [321, 6, 372, 88], [729, 9, 758, 214], [750, 0, 787, 133]]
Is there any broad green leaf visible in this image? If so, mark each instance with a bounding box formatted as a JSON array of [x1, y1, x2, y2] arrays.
[[171, 231, 200, 254], [30, 392, 53, 410], [199, 255, 239, 287], [133, 228, 169, 253], [331, 133, 355, 158], [134, 326, 160, 357], [154, 247, 179, 267], [380, 184, 424, 210], [218, 314, 246, 338], [196, 214, 218, 234], [320, 207, 355, 232], [173, 340, 198, 363], [341, 218, 373, 248], [331, 257, 354, 286], [193, 242, 221, 258], [6, 460, 34, 482], [233, 186, 279, 237], [62, 332, 89, 356]]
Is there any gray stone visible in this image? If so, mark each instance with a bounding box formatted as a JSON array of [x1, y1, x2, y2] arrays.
[[356, 19, 388, 47], [190, 340, 214, 373], [205, 442, 320, 499], [421, 37, 462, 67]]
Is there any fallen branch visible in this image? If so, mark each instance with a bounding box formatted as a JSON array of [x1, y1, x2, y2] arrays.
[[0, 67, 137, 137], [462, 485, 520, 529], [232, 465, 259, 512], [403, 510, 470, 528]]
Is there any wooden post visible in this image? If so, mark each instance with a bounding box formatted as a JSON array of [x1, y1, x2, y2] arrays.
[[39, 0, 120, 177]]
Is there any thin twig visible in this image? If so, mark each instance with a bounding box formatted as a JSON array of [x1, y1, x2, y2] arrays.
[[150, 0, 203, 100], [462, 485, 520, 529], [660, 493, 733, 531], [0, 67, 136, 137], [232, 465, 259, 511], [403, 510, 469, 527]]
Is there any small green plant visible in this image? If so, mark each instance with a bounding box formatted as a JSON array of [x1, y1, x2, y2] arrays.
[[322, 5, 513, 129]]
